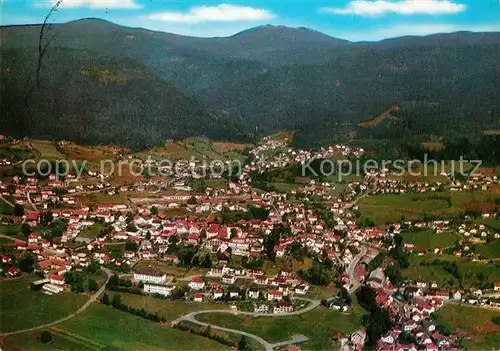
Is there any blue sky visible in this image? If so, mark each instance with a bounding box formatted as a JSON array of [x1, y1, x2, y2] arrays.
[[1, 0, 499, 40]]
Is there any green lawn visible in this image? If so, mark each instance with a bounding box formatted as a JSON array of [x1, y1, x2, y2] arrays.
[[57, 303, 230, 350], [196, 304, 364, 350], [78, 223, 103, 239], [0, 276, 89, 332], [403, 230, 462, 249], [432, 304, 500, 350], [401, 254, 500, 289], [107, 291, 230, 322]]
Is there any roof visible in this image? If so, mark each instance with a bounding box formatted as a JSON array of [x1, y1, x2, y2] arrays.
[[49, 274, 64, 281], [191, 276, 204, 283], [133, 269, 165, 277]]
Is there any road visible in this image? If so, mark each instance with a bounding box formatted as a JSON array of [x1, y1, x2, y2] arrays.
[[179, 312, 274, 351], [347, 246, 368, 293], [0, 268, 112, 337], [174, 299, 319, 350], [0, 234, 18, 242], [26, 191, 39, 213]]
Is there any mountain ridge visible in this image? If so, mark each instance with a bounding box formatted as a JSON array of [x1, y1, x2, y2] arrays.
[[1, 18, 498, 150]]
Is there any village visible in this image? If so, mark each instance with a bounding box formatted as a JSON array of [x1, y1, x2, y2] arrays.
[[1, 134, 500, 351]]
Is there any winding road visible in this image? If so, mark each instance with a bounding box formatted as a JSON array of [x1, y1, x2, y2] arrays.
[[347, 246, 368, 293], [173, 299, 320, 350], [26, 191, 39, 213], [0, 268, 112, 337]]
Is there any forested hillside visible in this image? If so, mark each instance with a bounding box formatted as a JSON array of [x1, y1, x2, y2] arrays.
[[1, 19, 498, 152]]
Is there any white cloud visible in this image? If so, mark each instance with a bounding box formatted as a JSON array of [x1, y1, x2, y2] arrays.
[[331, 23, 500, 42], [321, 0, 466, 17], [34, 0, 142, 10], [144, 4, 276, 24]]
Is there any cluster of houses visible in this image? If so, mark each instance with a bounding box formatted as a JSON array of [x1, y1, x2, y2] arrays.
[[12, 233, 92, 294], [131, 267, 309, 314]]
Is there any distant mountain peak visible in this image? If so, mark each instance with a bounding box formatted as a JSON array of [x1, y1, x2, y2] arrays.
[[231, 24, 348, 44]]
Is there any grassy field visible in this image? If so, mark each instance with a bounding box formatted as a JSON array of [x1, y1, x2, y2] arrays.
[[0, 276, 89, 333], [403, 230, 462, 249], [358, 194, 451, 226], [134, 260, 189, 277], [204, 179, 228, 189], [433, 304, 500, 350], [358, 191, 500, 226], [0, 224, 20, 235], [1, 328, 101, 351], [29, 140, 65, 161], [178, 320, 263, 350], [358, 105, 400, 128], [196, 304, 364, 350], [261, 257, 313, 277], [474, 241, 500, 260], [401, 254, 500, 289], [78, 223, 103, 239], [107, 291, 230, 321], [0, 200, 14, 215], [270, 182, 302, 191], [57, 303, 230, 350], [133, 260, 208, 278], [476, 218, 500, 231], [137, 138, 247, 162]]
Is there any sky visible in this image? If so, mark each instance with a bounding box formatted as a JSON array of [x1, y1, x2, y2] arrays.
[[1, 0, 499, 41]]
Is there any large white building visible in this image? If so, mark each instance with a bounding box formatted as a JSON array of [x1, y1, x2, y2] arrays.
[[133, 269, 167, 284], [143, 283, 174, 296]]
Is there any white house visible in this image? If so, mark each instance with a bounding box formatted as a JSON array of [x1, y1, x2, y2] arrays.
[[248, 289, 260, 299], [143, 283, 174, 296], [133, 269, 166, 284], [189, 277, 206, 290]]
